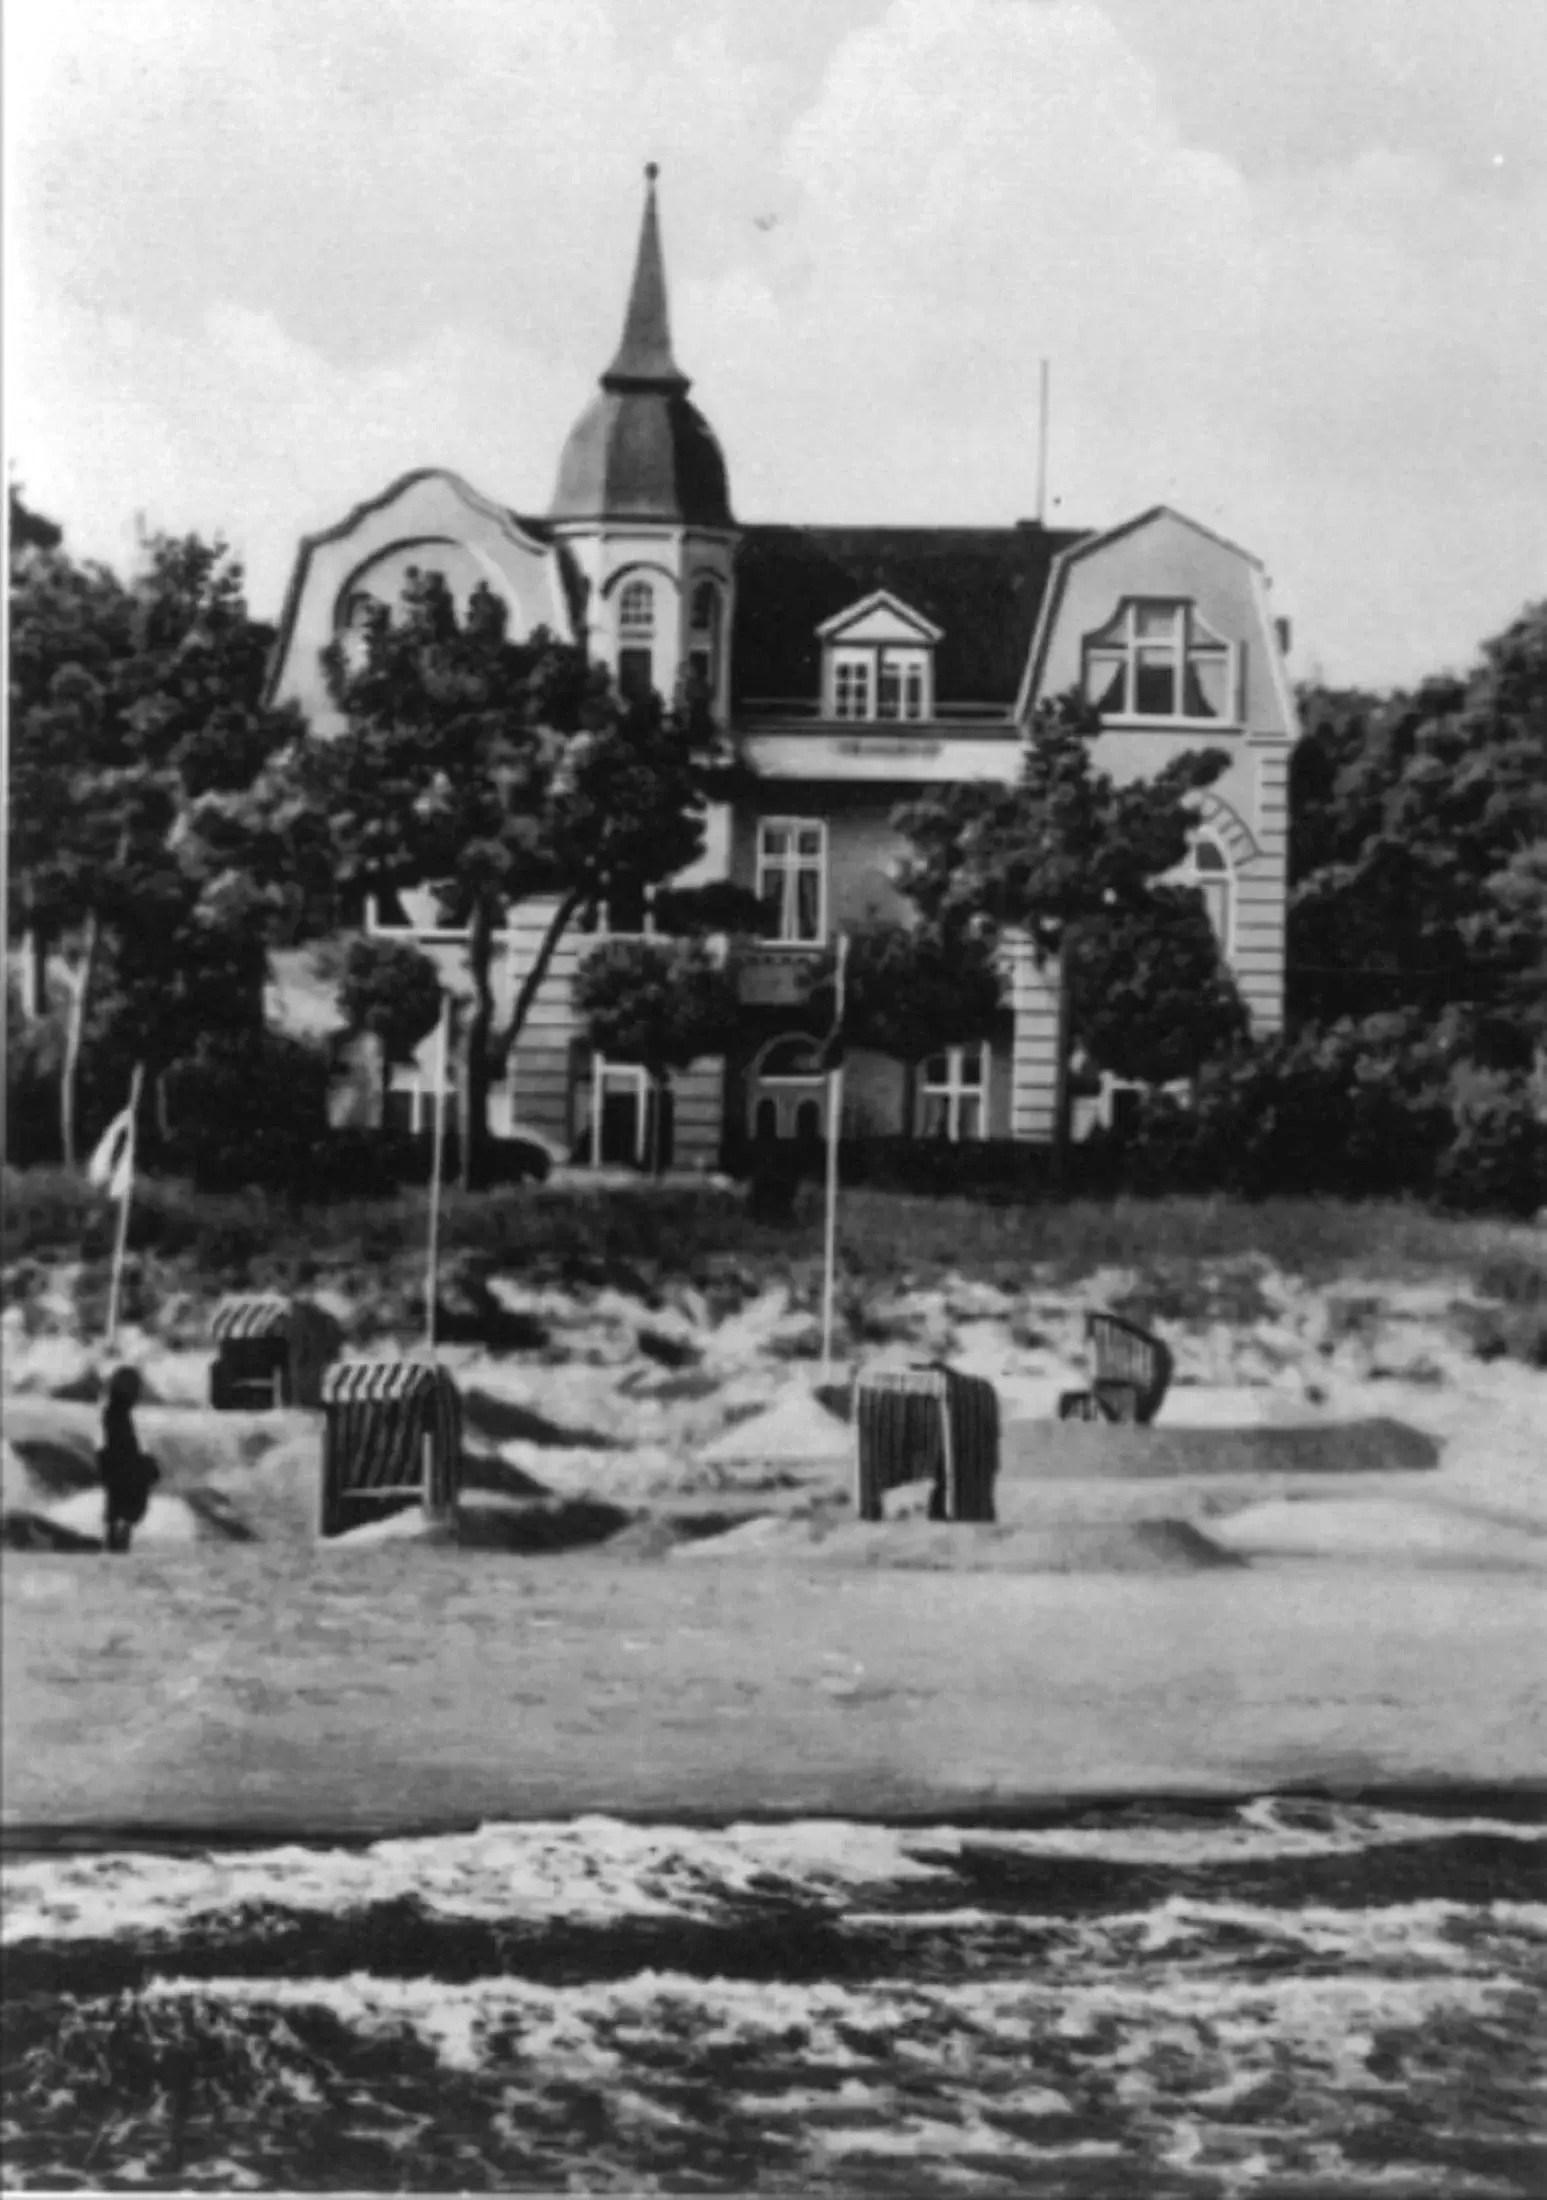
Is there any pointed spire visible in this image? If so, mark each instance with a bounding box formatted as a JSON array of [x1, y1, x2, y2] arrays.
[[602, 162, 689, 392]]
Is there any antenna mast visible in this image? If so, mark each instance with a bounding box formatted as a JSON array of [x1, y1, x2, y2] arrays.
[[1035, 358, 1050, 525]]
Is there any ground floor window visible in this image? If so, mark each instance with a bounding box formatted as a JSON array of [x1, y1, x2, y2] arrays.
[[919, 1043, 988, 1141], [746, 1032, 828, 1142], [383, 1064, 454, 1136], [574, 1054, 673, 1170]]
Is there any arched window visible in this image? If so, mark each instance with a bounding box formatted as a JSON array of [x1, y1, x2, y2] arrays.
[[1179, 832, 1233, 950], [759, 1035, 824, 1081], [619, 580, 655, 634], [747, 1032, 827, 1141]]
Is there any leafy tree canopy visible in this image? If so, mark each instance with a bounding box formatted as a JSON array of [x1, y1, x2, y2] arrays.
[[894, 693, 1230, 957], [801, 920, 1006, 1066], [1289, 600, 1547, 1040], [1067, 886, 1248, 1087], [301, 567, 747, 1181], [573, 937, 742, 1086]]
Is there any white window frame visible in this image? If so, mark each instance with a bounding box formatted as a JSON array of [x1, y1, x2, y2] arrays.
[[588, 1055, 652, 1169], [618, 579, 655, 635], [832, 651, 872, 721], [365, 891, 470, 943], [829, 643, 932, 722], [384, 1062, 455, 1137], [747, 1032, 828, 1141], [1081, 599, 1236, 726], [755, 817, 828, 946], [918, 1042, 990, 1142], [876, 647, 929, 722], [1175, 831, 1234, 954]]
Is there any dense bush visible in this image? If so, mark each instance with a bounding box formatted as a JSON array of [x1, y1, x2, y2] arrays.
[[1094, 1016, 1547, 1216]]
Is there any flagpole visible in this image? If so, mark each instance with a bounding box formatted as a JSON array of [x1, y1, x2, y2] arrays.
[[819, 934, 847, 1388], [104, 1064, 144, 1351], [425, 995, 451, 1358]]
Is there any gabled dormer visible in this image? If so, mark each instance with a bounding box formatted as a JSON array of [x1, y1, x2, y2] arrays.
[[817, 591, 943, 722]]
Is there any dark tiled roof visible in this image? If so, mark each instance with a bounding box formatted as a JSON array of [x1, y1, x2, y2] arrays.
[[731, 523, 1088, 710], [549, 388, 734, 528]]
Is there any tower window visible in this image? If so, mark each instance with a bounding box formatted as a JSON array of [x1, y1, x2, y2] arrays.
[[619, 580, 655, 634], [688, 579, 721, 696]]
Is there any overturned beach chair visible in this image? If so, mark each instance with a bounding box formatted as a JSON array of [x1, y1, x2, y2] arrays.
[[209, 1294, 343, 1411], [318, 1359, 462, 1540], [1057, 1311, 1174, 1427], [854, 1364, 1000, 1523]]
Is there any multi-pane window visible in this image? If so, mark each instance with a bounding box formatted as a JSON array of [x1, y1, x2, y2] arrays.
[[383, 1067, 454, 1136], [756, 820, 827, 944], [877, 650, 927, 721], [619, 580, 654, 634], [1178, 833, 1233, 950], [920, 1043, 988, 1142], [1082, 601, 1233, 722], [834, 655, 872, 720], [833, 646, 929, 720]]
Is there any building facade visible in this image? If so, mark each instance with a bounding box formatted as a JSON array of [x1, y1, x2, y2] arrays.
[[269, 169, 1299, 1169]]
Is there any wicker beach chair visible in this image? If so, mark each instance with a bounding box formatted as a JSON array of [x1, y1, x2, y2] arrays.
[[854, 1363, 1000, 1523], [318, 1359, 463, 1539], [1057, 1311, 1174, 1427], [209, 1294, 343, 1411]]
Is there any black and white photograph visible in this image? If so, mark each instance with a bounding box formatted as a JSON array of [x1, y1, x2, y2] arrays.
[[4, 1, 1545, 2191]]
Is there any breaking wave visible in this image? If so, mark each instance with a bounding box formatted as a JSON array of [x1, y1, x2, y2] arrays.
[[5, 1799, 1545, 2193]]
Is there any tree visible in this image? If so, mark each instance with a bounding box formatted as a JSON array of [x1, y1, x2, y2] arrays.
[[304, 567, 745, 1186], [894, 692, 1232, 1158], [1288, 602, 1547, 1043], [573, 938, 743, 1175], [1065, 887, 1248, 1088], [8, 514, 310, 1164], [337, 937, 445, 1119], [800, 919, 1007, 1131]]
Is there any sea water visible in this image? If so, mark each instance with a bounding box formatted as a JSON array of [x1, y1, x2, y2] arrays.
[[4, 1799, 1544, 2193]]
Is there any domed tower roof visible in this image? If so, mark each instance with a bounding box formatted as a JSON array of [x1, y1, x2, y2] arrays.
[[550, 166, 734, 530]]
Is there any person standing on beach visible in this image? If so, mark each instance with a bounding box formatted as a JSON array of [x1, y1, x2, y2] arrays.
[[97, 1368, 160, 1554]]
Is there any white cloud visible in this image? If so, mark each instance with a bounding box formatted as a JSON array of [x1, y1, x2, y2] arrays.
[[8, 0, 1545, 685]]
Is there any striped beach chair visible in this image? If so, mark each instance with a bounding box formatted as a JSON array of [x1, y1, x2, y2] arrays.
[[209, 1294, 343, 1411], [318, 1359, 463, 1540], [1057, 1311, 1174, 1426], [854, 1364, 1000, 1524]]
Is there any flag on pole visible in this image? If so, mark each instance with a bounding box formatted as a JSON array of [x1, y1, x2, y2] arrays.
[[87, 1105, 136, 1201], [100, 1066, 145, 1350]]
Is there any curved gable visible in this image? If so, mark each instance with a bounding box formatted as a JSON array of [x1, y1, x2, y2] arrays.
[[1019, 504, 1297, 743], [268, 469, 576, 727]]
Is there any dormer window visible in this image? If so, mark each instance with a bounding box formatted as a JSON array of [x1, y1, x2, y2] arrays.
[[833, 653, 872, 720], [819, 591, 941, 723], [1082, 600, 1234, 723]]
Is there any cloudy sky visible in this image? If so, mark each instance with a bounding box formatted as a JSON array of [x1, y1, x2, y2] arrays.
[[9, 0, 1545, 687]]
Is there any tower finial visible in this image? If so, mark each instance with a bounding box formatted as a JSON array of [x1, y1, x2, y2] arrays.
[[601, 163, 687, 390]]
